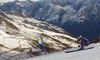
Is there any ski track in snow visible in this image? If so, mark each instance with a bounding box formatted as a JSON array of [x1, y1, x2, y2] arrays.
[[23, 43, 100, 60]]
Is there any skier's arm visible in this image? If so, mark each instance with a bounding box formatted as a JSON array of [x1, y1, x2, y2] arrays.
[[77, 39, 81, 42]]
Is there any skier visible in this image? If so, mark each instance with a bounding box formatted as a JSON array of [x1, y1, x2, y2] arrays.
[[77, 35, 89, 50]]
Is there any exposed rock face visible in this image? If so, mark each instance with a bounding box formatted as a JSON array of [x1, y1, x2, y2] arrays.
[[94, 37, 100, 43]]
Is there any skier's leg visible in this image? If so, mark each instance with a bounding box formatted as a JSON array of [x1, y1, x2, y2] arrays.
[[84, 40, 89, 46], [86, 40, 89, 46], [79, 42, 84, 50]]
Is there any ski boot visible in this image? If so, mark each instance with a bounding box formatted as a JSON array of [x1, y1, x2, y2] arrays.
[[79, 45, 84, 50]]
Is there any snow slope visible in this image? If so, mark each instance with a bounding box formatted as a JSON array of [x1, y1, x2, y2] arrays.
[[0, 10, 79, 59], [24, 43, 100, 60]]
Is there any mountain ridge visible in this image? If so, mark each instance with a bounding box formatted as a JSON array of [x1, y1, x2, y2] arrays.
[[0, 0, 100, 39]]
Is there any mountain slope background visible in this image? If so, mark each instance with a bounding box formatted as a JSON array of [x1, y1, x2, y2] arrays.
[[0, 0, 100, 40], [0, 10, 78, 59]]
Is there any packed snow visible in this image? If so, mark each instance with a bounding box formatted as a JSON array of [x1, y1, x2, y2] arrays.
[[23, 43, 100, 60]]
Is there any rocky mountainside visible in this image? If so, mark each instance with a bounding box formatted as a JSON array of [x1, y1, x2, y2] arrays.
[[0, 0, 100, 39], [94, 36, 100, 43], [0, 10, 78, 59]]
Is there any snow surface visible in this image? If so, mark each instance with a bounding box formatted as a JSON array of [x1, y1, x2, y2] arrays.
[[23, 43, 100, 60]]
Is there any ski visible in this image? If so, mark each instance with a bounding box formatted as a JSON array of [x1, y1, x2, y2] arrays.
[[65, 47, 94, 53]]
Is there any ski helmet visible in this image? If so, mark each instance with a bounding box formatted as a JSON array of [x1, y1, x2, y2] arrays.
[[78, 35, 82, 39]]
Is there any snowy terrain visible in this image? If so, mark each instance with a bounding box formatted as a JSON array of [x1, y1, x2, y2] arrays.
[[0, 10, 78, 60], [0, 0, 100, 59], [23, 43, 100, 60]]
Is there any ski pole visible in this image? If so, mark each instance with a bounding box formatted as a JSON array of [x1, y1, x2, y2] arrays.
[[41, 34, 47, 56]]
